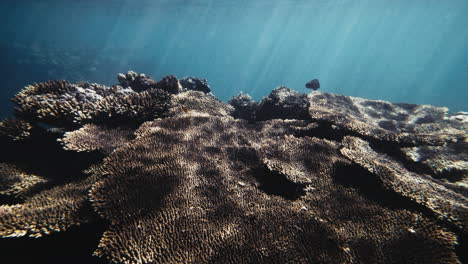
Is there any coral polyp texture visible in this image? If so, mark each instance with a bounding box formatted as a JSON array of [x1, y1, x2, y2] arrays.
[[0, 72, 466, 264]]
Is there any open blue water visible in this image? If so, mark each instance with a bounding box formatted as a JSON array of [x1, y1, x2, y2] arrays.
[[1, 0, 467, 118]]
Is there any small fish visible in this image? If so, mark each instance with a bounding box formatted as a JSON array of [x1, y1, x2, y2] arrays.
[[305, 79, 320, 91], [181, 105, 191, 114]]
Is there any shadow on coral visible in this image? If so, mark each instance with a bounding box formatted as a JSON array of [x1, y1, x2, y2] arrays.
[[0, 221, 108, 264], [0, 130, 103, 185]]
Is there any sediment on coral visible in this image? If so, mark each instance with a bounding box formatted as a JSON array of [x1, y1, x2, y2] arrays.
[[1, 72, 466, 264]]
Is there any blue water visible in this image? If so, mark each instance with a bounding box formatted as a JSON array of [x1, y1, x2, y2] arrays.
[[1, 0, 467, 118]]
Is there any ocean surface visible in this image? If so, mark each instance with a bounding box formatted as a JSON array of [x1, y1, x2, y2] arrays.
[[1, 0, 467, 118]]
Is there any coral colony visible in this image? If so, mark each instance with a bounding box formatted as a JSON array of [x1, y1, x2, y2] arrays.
[[0, 71, 467, 264]]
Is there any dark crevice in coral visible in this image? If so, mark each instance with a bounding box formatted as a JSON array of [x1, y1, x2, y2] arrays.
[[334, 163, 431, 213], [370, 141, 435, 176], [292, 119, 398, 149], [88, 115, 153, 128], [307, 118, 442, 148], [455, 232, 467, 264], [226, 146, 307, 200], [226, 146, 259, 165], [0, 131, 104, 187], [297, 118, 462, 184], [251, 166, 307, 200], [435, 168, 466, 183], [292, 121, 349, 142], [0, 194, 23, 205], [0, 219, 108, 264], [98, 123, 141, 132]]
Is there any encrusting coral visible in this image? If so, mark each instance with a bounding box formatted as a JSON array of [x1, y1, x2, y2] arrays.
[[0, 72, 466, 264]]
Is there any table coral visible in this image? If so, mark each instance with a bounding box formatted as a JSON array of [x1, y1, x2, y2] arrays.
[[0, 72, 466, 264]]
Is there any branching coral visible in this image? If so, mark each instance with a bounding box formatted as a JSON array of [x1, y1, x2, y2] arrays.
[[179, 77, 211, 94], [11, 72, 174, 127], [0, 119, 33, 142]]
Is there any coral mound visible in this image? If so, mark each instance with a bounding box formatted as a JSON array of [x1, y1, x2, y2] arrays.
[[0, 72, 466, 264]]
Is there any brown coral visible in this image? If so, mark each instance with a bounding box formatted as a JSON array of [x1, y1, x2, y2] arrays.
[[167, 90, 234, 117], [83, 88, 172, 124], [308, 92, 465, 145], [11, 74, 173, 128], [1, 74, 466, 264], [401, 142, 468, 181], [340, 136, 468, 231], [13, 80, 85, 126], [89, 116, 461, 264], [60, 124, 135, 155], [0, 171, 98, 238]]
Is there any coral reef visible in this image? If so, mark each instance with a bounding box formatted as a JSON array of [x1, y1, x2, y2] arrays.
[[0, 72, 466, 264], [179, 77, 211, 94]]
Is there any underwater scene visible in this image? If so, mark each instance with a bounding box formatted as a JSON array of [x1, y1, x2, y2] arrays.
[[0, 0, 467, 264]]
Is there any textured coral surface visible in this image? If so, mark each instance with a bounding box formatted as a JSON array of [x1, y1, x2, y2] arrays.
[[0, 72, 466, 264]]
